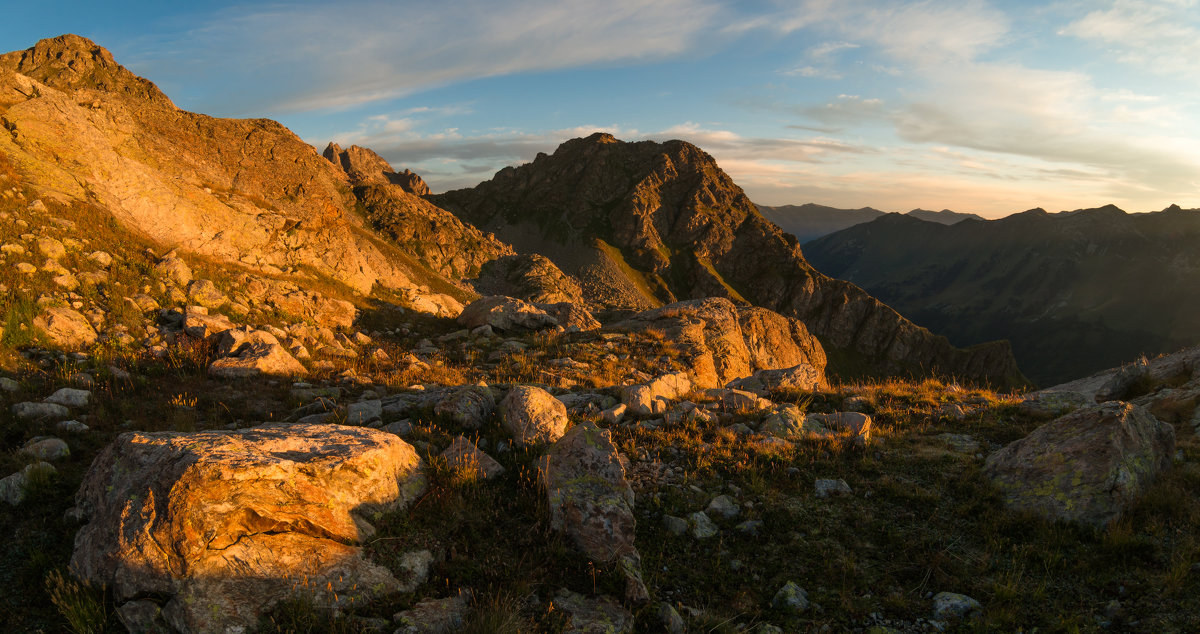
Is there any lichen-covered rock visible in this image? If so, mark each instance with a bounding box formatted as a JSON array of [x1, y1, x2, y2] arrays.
[[550, 589, 634, 634], [434, 385, 496, 430], [1017, 390, 1093, 420], [33, 306, 97, 348], [186, 278, 227, 309], [45, 387, 91, 408], [932, 592, 982, 621], [542, 421, 647, 604], [501, 385, 569, 446], [772, 581, 809, 613], [154, 256, 192, 287], [70, 423, 427, 634], [12, 401, 70, 421], [1, 462, 56, 505], [393, 591, 473, 634], [983, 402, 1174, 527]]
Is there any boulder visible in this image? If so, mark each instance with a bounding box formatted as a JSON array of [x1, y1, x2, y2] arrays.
[[457, 295, 558, 332], [346, 399, 383, 426], [208, 338, 307, 378], [500, 386, 569, 446], [186, 279, 228, 309], [439, 436, 505, 480], [434, 385, 496, 430], [623, 372, 691, 416], [393, 591, 473, 634], [932, 592, 982, 621], [542, 421, 647, 604], [33, 306, 97, 348], [12, 401, 70, 421], [70, 423, 427, 634], [536, 302, 601, 332], [551, 589, 634, 634], [22, 436, 70, 461], [613, 298, 826, 388], [0, 462, 56, 505], [154, 256, 192, 287], [983, 402, 1175, 527], [180, 306, 234, 339]]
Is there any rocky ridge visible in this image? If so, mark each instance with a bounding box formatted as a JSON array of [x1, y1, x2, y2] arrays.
[[434, 133, 1026, 388]]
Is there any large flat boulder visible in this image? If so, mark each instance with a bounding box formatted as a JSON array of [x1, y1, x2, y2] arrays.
[[33, 306, 97, 348], [70, 423, 427, 634], [983, 402, 1174, 527]]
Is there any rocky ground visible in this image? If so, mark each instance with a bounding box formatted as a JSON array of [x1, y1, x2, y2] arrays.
[[3, 35, 1200, 634], [4, 192, 1200, 633]]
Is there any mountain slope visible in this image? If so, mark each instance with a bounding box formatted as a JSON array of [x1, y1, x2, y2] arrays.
[[434, 133, 1026, 387], [757, 203, 982, 243], [0, 35, 475, 298], [804, 205, 1200, 385]]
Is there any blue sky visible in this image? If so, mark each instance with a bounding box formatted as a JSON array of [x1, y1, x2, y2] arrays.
[[4, 0, 1199, 217]]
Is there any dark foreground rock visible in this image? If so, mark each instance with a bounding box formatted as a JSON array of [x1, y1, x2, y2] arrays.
[[983, 402, 1174, 527]]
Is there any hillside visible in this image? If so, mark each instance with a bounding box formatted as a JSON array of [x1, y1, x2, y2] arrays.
[[804, 205, 1200, 386], [434, 134, 1026, 388], [2, 33, 1199, 634], [757, 203, 982, 243]]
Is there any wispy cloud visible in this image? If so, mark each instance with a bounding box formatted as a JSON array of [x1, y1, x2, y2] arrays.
[[132, 0, 723, 114], [1062, 0, 1200, 77], [738, 0, 1200, 208]]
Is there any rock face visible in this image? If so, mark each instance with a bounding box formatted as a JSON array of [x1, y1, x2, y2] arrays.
[[457, 295, 559, 332], [323, 143, 430, 195], [471, 253, 586, 305], [353, 182, 513, 280], [542, 421, 647, 604], [70, 423, 427, 633], [434, 133, 1026, 387], [0, 35, 484, 296], [983, 402, 1175, 527], [614, 297, 827, 389]]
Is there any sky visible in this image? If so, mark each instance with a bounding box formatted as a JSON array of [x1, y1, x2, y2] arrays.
[[3, 0, 1199, 218]]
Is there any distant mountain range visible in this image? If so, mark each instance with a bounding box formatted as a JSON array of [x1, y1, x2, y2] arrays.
[[756, 203, 984, 243], [803, 205, 1200, 386]]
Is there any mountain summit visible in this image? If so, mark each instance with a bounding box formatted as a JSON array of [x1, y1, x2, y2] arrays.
[[435, 133, 1026, 387]]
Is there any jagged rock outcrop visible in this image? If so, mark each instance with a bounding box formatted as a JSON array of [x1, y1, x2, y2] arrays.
[[352, 182, 513, 280], [613, 297, 827, 389], [434, 133, 1025, 387], [471, 253, 586, 304], [323, 142, 430, 195], [0, 36, 476, 296], [69, 423, 427, 633]]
